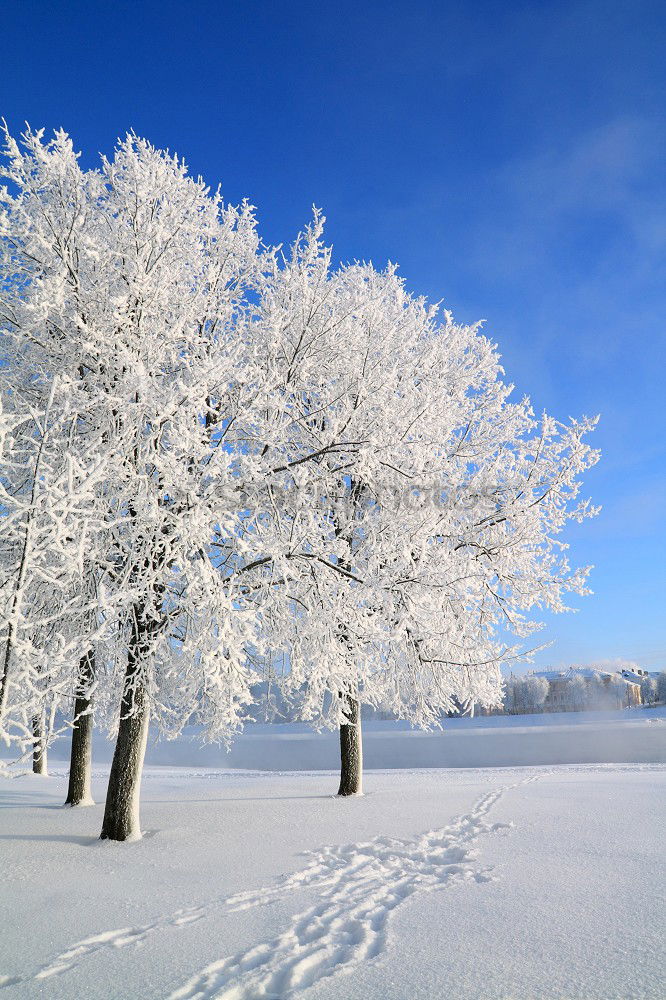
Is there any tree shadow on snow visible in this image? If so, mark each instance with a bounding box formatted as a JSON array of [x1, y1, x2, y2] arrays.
[[146, 794, 337, 804], [0, 832, 98, 846], [0, 794, 71, 810]]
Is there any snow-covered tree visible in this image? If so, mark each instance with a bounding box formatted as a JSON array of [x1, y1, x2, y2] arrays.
[[233, 220, 599, 794], [0, 127, 128, 795], [505, 675, 549, 714], [568, 672, 589, 711], [526, 676, 549, 712], [0, 127, 269, 834], [503, 676, 518, 714], [0, 371, 106, 772], [657, 672, 666, 704], [640, 675, 657, 706]]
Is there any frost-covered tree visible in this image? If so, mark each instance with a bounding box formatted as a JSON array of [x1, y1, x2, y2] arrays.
[[656, 672, 666, 704], [0, 127, 268, 835], [640, 675, 657, 706], [0, 127, 125, 796], [233, 221, 599, 794], [503, 676, 518, 714], [569, 672, 589, 711], [505, 675, 549, 714], [0, 374, 105, 772], [506, 675, 548, 714]]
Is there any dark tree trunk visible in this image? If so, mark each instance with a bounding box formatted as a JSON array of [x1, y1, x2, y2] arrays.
[[65, 650, 95, 806], [100, 614, 150, 841], [0, 623, 14, 725], [32, 714, 47, 775], [337, 694, 362, 796], [332, 479, 364, 798]]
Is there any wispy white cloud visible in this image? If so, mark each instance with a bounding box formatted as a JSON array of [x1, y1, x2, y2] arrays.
[[469, 116, 666, 282]]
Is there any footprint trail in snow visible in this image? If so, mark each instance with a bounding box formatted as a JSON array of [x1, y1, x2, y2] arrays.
[[10, 776, 533, 996], [168, 780, 530, 1000]]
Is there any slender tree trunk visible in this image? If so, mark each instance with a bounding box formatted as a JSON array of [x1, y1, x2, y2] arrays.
[[100, 614, 150, 841], [65, 650, 95, 807], [0, 625, 15, 727], [32, 713, 48, 775], [337, 694, 363, 796], [333, 478, 364, 798]]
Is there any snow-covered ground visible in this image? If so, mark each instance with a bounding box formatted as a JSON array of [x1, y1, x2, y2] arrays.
[[1, 715, 665, 999]]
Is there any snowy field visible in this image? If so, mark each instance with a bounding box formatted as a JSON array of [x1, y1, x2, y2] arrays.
[[1, 715, 665, 999]]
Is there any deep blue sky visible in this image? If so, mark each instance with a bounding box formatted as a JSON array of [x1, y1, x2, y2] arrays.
[[2, 0, 664, 669]]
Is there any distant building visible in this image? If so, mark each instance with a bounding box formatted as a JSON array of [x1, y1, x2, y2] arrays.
[[531, 667, 642, 712], [619, 667, 649, 685]]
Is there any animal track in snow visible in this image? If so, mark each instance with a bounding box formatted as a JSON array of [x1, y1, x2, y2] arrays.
[[168, 781, 523, 1000]]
